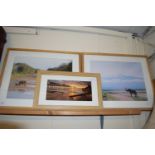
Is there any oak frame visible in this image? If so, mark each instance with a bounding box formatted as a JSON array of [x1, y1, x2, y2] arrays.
[[33, 70, 103, 110], [82, 52, 154, 109], [0, 48, 81, 108]]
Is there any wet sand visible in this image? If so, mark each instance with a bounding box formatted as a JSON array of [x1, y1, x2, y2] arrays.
[[7, 75, 35, 99], [103, 91, 147, 101], [46, 91, 92, 101]]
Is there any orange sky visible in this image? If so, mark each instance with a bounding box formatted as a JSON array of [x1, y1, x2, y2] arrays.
[[69, 83, 87, 89]]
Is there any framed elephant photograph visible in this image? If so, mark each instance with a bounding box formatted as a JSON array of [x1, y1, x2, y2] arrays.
[[83, 53, 154, 108], [0, 48, 81, 107]]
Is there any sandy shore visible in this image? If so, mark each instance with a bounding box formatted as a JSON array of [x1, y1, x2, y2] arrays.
[[103, 91, 147, 101], [7, 75, 36, 99]]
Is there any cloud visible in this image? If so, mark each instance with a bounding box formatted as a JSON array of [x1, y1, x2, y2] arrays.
[[91, 61, 144, 78], [102, 75, 144, 83]]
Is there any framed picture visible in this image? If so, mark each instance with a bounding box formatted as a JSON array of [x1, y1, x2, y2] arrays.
[[34, 71, 102, 109], [83, 53, 154, 108], [0, 48, 81, 107]]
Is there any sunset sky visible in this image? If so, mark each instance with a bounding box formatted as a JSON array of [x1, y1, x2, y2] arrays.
[[49, 80, 90, 89]]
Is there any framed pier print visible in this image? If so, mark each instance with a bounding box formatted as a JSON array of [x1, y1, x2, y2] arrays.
[[34, 71, 103, 109], [83, 53, 154, 108], [0, 48, 80, 107]]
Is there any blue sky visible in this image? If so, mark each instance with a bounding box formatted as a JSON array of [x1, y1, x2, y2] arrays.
[[91, 61, 146, 90]]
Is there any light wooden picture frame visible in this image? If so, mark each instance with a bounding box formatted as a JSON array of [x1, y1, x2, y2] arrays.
[[34, 70, 103, 109], [83, 53, 154, 108], [0, 48, 81, 107]]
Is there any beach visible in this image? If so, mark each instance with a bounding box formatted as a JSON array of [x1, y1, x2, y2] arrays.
[[103, 90, 147, 101], [7, 75, 36, 99]]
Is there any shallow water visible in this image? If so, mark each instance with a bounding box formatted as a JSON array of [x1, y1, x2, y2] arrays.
[[7, 90, 34, 99]]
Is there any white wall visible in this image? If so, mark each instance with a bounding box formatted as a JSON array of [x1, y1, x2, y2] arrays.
[[150, 59, 155, 79], [144, 31, 155, 79], [0, 27, 152, 129]]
